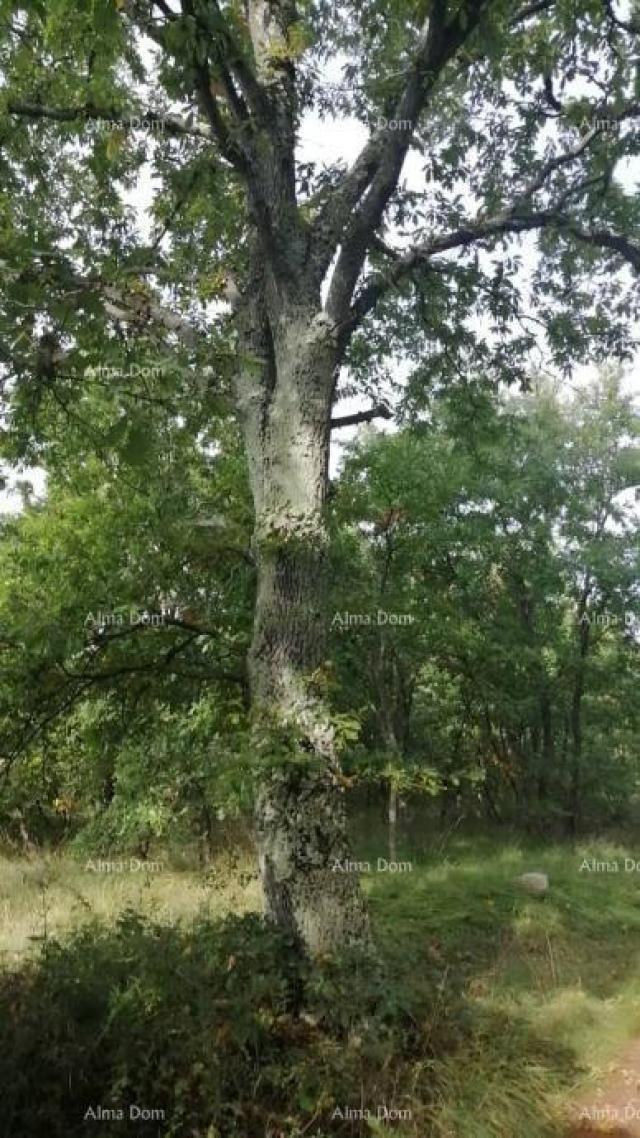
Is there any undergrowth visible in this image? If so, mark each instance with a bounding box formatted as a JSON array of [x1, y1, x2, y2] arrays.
[[3, 835, 640, 1136]]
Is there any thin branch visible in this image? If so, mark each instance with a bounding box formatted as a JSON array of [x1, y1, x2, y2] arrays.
[[513, 126, 603, 203], [513, 101, 639, 206], [84, 375, 177, 412], [188, 56, 250, 174], [346, 209, 640, 331], [8, 100, 216, 144], [207, 0, 271, 121], [552, 171, 610, 211], [63, 632, 245, 685], [152, 0, 174, 17], [602, 0, 640, 34], [0, 633, 244, 772], [0, 680, 95, 781]]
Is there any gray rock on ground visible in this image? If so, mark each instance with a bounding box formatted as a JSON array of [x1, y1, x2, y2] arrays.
[[514, 871, 549, 894]]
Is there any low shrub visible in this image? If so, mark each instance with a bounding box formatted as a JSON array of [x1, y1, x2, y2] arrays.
[[0, 911, 446, 1137]]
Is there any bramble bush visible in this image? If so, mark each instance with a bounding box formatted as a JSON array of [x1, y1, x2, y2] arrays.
[[0, 910, 451, 1138]]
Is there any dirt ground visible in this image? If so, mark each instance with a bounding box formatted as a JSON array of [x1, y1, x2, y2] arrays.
[[567, 1037, 640, 1136]]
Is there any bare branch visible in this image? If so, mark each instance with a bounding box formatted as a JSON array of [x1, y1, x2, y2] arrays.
[[602, 0, 640, 34], [330, 403, 393, 430]]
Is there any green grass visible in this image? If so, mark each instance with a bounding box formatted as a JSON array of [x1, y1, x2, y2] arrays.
[[3, 831, 640, 1135], [363, 834, 640, 1135]]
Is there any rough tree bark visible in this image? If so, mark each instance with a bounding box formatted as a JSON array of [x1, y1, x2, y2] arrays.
[[233, 287, 372, 952]]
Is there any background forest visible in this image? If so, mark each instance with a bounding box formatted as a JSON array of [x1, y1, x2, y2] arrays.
[[1, 371, 638, 851]]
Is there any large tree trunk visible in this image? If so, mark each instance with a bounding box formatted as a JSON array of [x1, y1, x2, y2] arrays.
[[235, 300, 372, 955]]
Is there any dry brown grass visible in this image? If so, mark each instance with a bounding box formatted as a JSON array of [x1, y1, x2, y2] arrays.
[[0, 847, 262, 966]]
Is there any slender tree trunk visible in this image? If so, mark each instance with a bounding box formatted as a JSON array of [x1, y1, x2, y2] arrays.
[[567, 590, 591, 836], [539, 689, 553, 804], [387, 781, 398, 863], [377, 698, 400, 865], [567, 689, 582, 837], [482, 777, 502, 822], [235, 301, 372, 955], [374, 634, 401, 869]]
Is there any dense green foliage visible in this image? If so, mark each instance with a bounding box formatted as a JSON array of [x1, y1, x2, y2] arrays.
[[332, 372, 640, 832], [0, 0, 638, 851], [1, 370, 636, 847]]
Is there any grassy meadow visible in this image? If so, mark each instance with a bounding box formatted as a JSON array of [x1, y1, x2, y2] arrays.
[[0, 845, 261, 966], [3, 821, 640, 1135]]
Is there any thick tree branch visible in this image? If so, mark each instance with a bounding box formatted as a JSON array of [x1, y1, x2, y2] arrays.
[[556, 218, 640, 269], [312, 1, 490, 296], [321, 1, 491, 319], [513, 0, 557, 22], [330, 403, 393, 430], [130, 1, 287, 280], [174, 1, 300, 294], [14, 250, 201, 349], [101, 284, 200, 347]]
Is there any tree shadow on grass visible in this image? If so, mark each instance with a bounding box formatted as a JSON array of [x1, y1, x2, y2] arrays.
[[0, 890, 581, 1138]]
